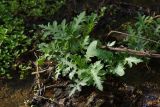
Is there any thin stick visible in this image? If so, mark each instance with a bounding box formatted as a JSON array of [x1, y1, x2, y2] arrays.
[[107, 30, 160, 45], [34, 95, 59, 104], [107, 30, 128, 36], [34, 52, 41, 89], [153, 15, 160, 19], [101, 46, 160, 58], [45, 84, 67, 89], [35, 63, 41, 89], [31, 67, 53, 75]]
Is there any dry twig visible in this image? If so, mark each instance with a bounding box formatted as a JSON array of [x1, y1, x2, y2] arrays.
[[107, 30, 160, 45], [101, 46, 160, 58], [31, 67, 53, 75]]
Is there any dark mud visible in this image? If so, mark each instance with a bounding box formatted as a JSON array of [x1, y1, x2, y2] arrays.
[[0, 78, 34, 107], [27, 60, 160, 107]]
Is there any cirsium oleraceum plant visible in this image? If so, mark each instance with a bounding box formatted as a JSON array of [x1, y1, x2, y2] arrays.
[[38, 11, 143, 96]]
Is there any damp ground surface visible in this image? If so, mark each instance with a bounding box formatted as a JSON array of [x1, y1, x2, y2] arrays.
[[0, 78, 34, 107], [1, 61, 160, 107]]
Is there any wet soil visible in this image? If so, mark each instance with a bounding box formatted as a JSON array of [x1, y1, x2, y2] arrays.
[[0, 78, 34, 107], [1, 65, 160, 107], [25, 61, 160, 107]]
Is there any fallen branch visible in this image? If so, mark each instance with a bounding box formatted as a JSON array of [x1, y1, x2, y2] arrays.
[[101, 46, 160, 58], [31, 67, 53, 75], [107, 30, 160, 45], [42, 83, 68, 90], [34, 95, 59, 104], [34, 52, 41, 89], [35, 62, 41, 89]]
